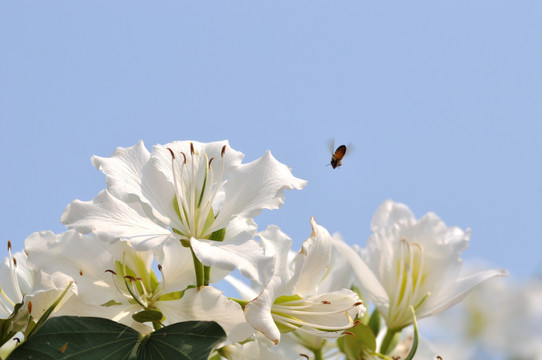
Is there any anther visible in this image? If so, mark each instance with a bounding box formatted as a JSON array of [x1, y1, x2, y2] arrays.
[[354, 301, 363, 307], [105, 269, 117, 275], [167, 147, 175, 159], [299, 355, 309, 359], [7, 240, 11, 251], [181, 152, 187, 164], [321, 300, 331, 304], [190, 142, 195, 155], [13, 337, 21, 344], [158, 264, 162, 271], [13, 258, 17, 267], [28, 301, 32, 314], [221, 145, 226, 158], [344, 331, 354, 337], [79, 269, 83, 276], [208, 157, 214, 167]]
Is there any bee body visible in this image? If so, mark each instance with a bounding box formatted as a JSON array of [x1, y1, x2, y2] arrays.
[[330, 144, 347, 169]]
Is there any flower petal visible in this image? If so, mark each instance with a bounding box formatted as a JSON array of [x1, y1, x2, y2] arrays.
[[371, 199, 416, 232], [213, 151, 307, 231], [158, 286, 253, 345], [289, 217, 332, 297], [244, 275, 283, 344], [62, 190, 173, 250], [91, 140, 150, 204], [333, 237, 390, 313], [420, 267, 509, 319], [190, 238, 274, 284]]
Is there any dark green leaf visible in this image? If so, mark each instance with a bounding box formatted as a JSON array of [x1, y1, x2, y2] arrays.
[[8, 316, 139, 360], [8, 316, 226, 360], [136, 320, 226, 360]]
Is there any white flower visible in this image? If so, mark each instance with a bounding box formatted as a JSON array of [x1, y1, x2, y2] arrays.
[[0, 241, 73, 357], [243, 218, 365, 344], [61, 140, 306, 251], [334, 200, 508, 331], [24, 230, 252, 344]]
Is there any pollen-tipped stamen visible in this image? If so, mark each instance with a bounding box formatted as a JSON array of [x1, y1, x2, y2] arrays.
[[7, 240, 23, 302], [199, 145, 227, 238]]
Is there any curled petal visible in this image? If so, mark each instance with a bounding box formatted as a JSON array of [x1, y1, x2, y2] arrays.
[[290, 217, 332, 297], [214, 151, 307, 231]]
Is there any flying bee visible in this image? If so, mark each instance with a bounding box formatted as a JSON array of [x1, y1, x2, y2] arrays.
[[330, 145, 347, 168], [328, 139, 348, 169]]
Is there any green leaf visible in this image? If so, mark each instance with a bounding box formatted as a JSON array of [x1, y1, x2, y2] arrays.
[[341, 322, 377, 360], [136, 321, 226, 359], [403, 307, 419, 360], [8, 316, 226, 360], [367, 309, 381, 338]]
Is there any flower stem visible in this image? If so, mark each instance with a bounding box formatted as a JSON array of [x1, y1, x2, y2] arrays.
[[190, 247, 205, 288], [312, 348, 323, 360], [204, 265, 211, 286], [380, 328, 400, 355]]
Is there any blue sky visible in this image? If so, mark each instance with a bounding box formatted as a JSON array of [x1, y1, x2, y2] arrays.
[[1, 1, 541, 283]]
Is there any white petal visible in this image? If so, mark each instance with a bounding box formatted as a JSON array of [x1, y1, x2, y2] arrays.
[[213, 151, 307, 231], [257, 225, 293, 285], [190, 238, 274, 284], [158, 287, 253, 345], [290, 217, 332, 297], [420, 267, 509, 318], [244, 275, 283, 344], [371, 200, 415, 232], [91, 140, 150, 204], [61, 190, 173, 250], [153, 238, 195, 292], [25, 230, 122, 305], [332, 237, 390, 314]]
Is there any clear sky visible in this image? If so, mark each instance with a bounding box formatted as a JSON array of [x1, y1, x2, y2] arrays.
[[1, 1, 541, 283]]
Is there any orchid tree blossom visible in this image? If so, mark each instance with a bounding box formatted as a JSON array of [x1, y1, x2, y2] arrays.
[[0, 241, 73, 357], [333, 200, 508, 352], [24, 230, 253, 344], [242, 218, 365, 345], [61, 140, 306, 286]]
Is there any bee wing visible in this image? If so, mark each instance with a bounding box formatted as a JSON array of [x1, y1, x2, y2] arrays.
[[327, 138, 335, 154], [343, 142, 354, 158]]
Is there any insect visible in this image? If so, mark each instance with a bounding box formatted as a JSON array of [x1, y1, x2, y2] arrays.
[[328, 139, 348, 169]]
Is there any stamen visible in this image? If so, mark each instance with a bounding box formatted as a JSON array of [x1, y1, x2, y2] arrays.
[[27, 301, 32, 315], [200, 148, 226, 238], [7, 240, 23, 302], [189, 146, 197, 234], [167, 147, 175, 159], [171, 150, 189, 236], [157, 264, 165, 295]]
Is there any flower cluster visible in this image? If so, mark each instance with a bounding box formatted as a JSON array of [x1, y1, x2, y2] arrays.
[[1, 140, 507, 360]]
